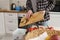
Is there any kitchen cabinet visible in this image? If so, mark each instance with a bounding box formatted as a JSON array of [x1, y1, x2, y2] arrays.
[[18, 13, 26, 27], [49, 12, 60, 30], [0, 11, 26, 34], [18, 13, 26, 17], [4, 13, 18, 33], [0, 13, 5, 35], [0, 11, 60, 34]]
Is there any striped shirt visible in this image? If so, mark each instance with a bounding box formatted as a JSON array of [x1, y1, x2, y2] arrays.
[[26, 0, 56, 24]]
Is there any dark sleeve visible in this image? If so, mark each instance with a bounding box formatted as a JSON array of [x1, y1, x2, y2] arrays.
[[26, 0, 33, 11], [46, 0, 56, 11]]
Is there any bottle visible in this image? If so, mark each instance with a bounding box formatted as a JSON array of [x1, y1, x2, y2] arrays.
[[11, 3, 16, 10], [15, 1, 21, 12]]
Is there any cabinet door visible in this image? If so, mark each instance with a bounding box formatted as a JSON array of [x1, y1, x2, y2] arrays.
[[4, 13, 18, 33], [18, 13, 26, 17], [0, 13, 5, 35], [50, 13, 60, 30]]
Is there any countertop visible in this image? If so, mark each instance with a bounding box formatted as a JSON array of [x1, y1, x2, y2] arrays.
[[0, 9, 60, 14], [49, 12, 60, 30], [0, 9, 27, 13]]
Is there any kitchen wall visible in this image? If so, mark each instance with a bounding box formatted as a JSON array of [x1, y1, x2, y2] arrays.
[[0, 0, 27, 10], [11, 0, 27, 7], [6, 0, 27, 8], [0, 0, 60, 10], [0, 0, 10, 10]]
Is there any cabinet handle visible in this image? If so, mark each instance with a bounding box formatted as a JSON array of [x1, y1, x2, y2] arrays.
[[23, 15, 25, 16], [10, 29, 13, 31], [8, 21, 13, 23], [8, 14, 13, 16]]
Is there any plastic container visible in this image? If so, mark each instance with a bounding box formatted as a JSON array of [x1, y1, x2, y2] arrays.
[[13, 28, 26, 40], [16, 6, 22, 12]]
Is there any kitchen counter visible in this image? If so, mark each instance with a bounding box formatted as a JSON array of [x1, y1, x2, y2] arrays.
[[0, 9, 27, 13], [49, 12, 60, 14], [0, 9, 60, 14], [49, 12, 60, 30]]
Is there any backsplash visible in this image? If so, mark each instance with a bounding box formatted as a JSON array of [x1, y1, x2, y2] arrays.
[[0, 0, 10, 10], [12, 0, 27, 7], [0, 0, 60, 10]]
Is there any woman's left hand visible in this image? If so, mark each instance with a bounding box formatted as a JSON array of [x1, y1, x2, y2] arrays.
[[40, 10, 45, 15], [42, 10, 45, 15]]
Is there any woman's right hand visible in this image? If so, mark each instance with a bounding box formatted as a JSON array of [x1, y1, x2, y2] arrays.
[[26, 10, 33, 19]]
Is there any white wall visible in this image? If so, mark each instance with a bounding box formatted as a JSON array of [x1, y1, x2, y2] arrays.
[[0, 0, 10, 10], [12, 0, 27, 7], [0, 0, 27, 9], [0, 0, 59, 10], [18, 0, 27, 7]]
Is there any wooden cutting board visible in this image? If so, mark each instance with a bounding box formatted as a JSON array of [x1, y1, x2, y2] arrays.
[[25, 29, 60, 40], [19, 11, 44, 27], [25, 28, 45, 40]]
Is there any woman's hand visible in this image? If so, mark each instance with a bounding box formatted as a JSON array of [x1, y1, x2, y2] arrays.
[[43, 10, 45, 14], [26, 10, 33, 19], [41, 10, 45, 15]]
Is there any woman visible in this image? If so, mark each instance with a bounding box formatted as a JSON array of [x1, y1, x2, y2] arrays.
[[26, 0, 56, 26]]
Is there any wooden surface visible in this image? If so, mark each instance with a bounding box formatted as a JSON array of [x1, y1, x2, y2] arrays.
[[0, 9, 27, 13], [20, 11, 44, 27], [25, 29, 60, 40]]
